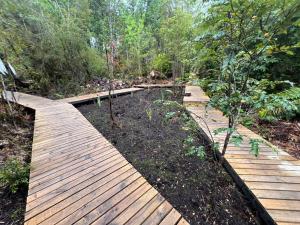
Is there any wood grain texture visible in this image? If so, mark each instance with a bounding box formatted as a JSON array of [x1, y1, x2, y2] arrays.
[[3, 90, 187, 225]]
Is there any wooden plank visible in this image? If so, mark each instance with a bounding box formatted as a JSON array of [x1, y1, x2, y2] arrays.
[[267, 210, 300, 223], [58, 87, 142, 104], [259, 199, 300, 211], [29, 153, 123, 194], [234, 169, 300, 176], [31, 140, 112, 171], [30, 146, 116, 182], [227, 158, 300, 165], [125, 194, 165, 225], [177, 218, 190, 225], [252, 190, 300, 200], [240, 175, 300, 184], [86, 183, 152, 224], [230, 163, 300, 171], [29, 150, 118, 189], [25, 166, 135, 224], [246, 181, 300, 191], [109, 190, 158, 225], [27, 156, 125, 203], [141, 201, 173, 225], [53, 176, 144, 225], [159, 208, 182, 225], [277, 222, 300, 225]]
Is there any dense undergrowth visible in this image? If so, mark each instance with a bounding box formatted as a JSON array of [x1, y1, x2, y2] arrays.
[[1, 0, 299, 97], [0, 102, 33, 224]]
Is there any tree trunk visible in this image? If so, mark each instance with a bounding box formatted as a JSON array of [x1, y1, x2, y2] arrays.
[[221, 116, 234, 155]]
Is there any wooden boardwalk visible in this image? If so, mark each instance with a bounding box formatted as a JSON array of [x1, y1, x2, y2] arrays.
[[4, 89, 188, 225], [58, 88, 142, 104], [184, 86, 300, 225]]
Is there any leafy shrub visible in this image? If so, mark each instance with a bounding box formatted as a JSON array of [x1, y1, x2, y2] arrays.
[[251, 94, 295, 121], [278, 87, 300, 101], [251, 87, 300, 121], [255, 79, 294, 94], [0, 159, 30, 193], [151, 53, 172, 76], [205, 77, 300, 121], [80, 48, 107, 78]]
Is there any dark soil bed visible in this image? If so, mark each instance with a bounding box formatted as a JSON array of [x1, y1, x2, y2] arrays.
[[249, 119, 300, 159], [78, 88, 260, 225], [0, 103, 34, 225]]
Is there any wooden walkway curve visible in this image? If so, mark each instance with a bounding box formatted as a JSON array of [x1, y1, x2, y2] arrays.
[[184, 86, 300, 225], [4, 89, 189, 225]]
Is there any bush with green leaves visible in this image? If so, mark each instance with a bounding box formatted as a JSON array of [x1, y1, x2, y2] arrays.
[[0, 158, 30, 193], [151, 53, 172, 76]]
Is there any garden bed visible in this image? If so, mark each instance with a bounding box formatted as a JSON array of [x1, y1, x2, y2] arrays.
[[0, 103, 34, 224], [248, 119, 300, 159], [78, 88, 261, 225]]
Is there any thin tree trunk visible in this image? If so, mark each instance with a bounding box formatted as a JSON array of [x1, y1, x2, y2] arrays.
[[222, 116, 234, 155], [105, 47, 116, 125]]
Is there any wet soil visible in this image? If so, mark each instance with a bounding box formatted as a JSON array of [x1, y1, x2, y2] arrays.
[[78, 88, 260, 225], [0, 103, 34, 225]]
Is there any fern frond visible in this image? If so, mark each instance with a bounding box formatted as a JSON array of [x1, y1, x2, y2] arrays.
[[278, 87, 300, 100]]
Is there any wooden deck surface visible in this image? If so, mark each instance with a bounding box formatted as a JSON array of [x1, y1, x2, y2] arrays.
[[184, 86, 300, 225], [57, 88, 142, 104], [134, 84, 184, 89], [4, 90, 188, 225]]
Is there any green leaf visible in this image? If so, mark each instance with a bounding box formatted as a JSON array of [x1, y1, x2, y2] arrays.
[[213, 127, 235, 135], [249, 139, 262, 157], [230, 134, 244, 146]]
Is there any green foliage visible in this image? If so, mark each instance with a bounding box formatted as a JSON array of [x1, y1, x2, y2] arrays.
[[164, 111, 176, 120], [1, 0, 300, 98], [186, 146, 206, 160], [145, 108, 153, 122], [229, 135, 244, 146], [96, 96, 102, 108], [152, 53, 172, 76], [0, 158, 30, 193], [184, 135, 206, 160], [0, 0, 108, 96], [213, 128, 235, 136], [160, 9, 195, 78], [255, 94, 298, 121], [278, 87, 300, 107], [249, 139, 263, 157], [154, 99, 183, 110], [184, 119, 199, 133]]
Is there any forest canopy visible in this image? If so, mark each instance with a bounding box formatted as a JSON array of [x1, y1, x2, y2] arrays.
[[0, 0, 300, 97]]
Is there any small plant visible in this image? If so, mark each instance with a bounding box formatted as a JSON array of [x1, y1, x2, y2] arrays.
[[183, 135, 194, 147], [96, 96, 102, 108], [186, 146, 206, 160], [249, 139, 262, 157], [145, 108, 153, 122], [0, 158, 30, 193], [164, 111, 176, 120], [183, 135, 206, 160], [184, 118, 199, 134]]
